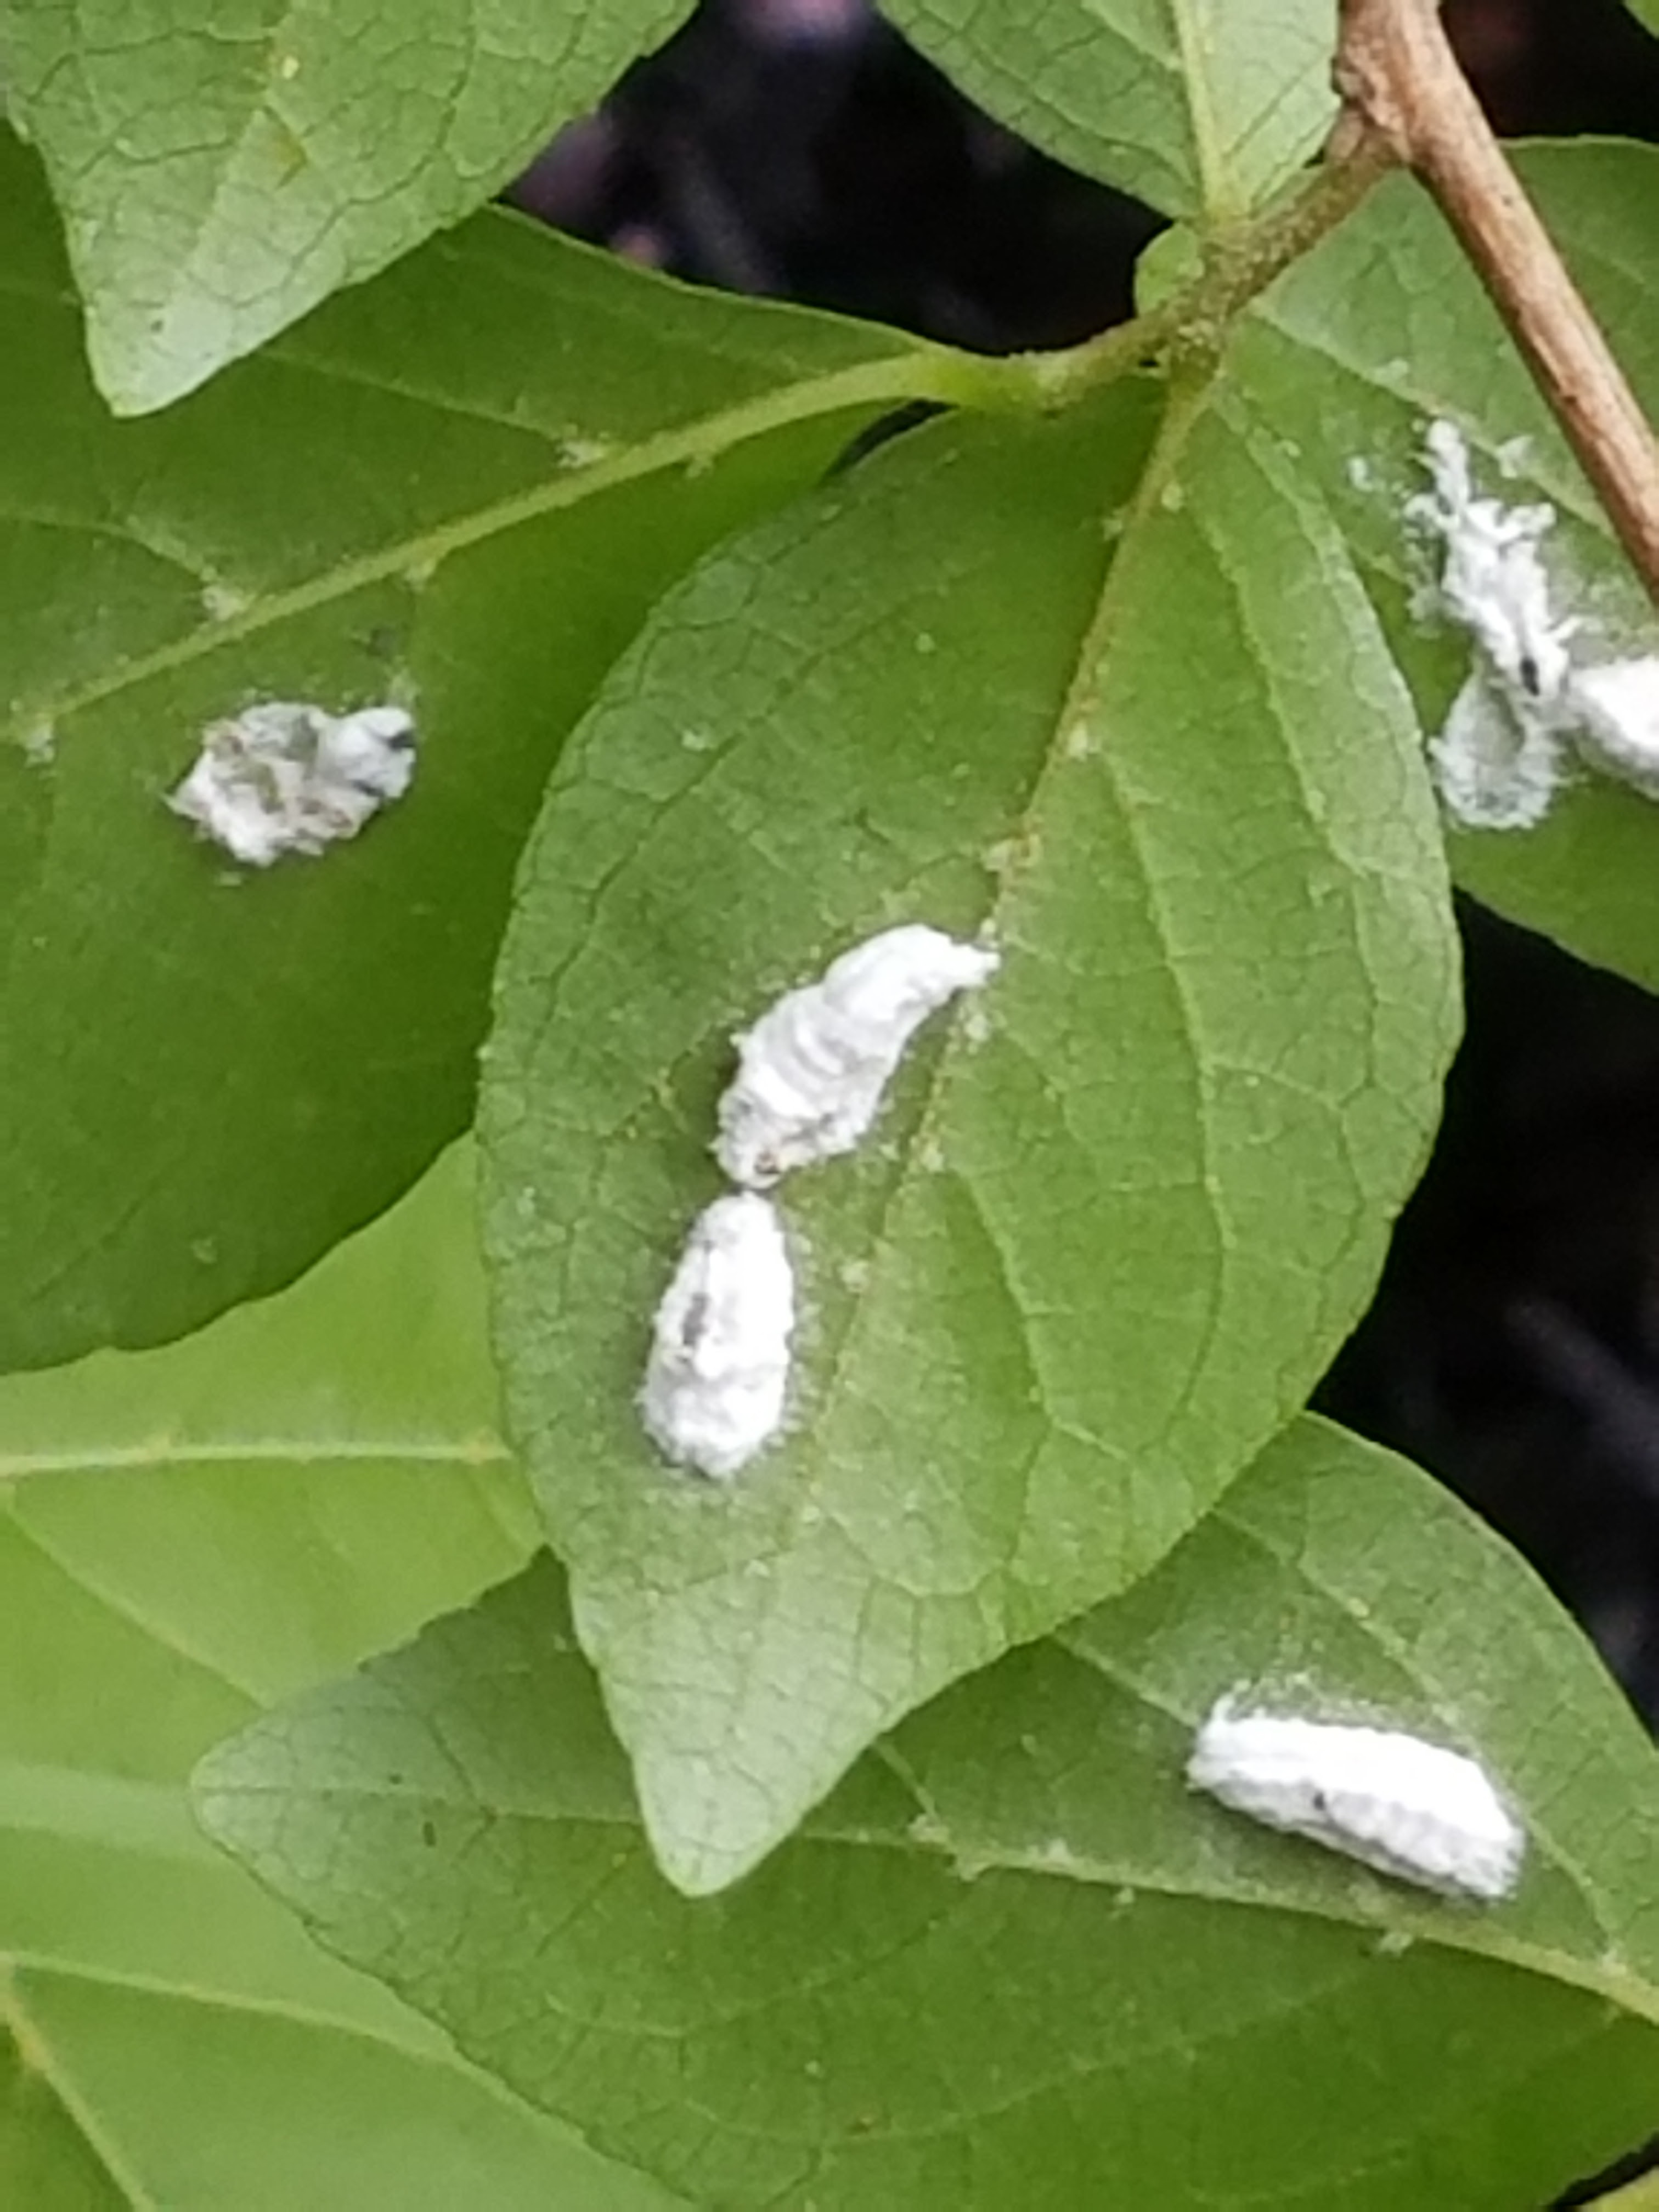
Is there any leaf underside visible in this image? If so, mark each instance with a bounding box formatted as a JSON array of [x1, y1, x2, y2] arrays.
[[194, 1416, 1659, 2211], [481, 373, 1458, 1892]]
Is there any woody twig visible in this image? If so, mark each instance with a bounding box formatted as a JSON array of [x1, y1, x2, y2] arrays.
[[1335, 0, 1659, 611]]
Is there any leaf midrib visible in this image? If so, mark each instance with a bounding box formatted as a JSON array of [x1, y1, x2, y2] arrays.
[[797, 375, 1232, 1491], [196, 1737, 1659, 2035], [1170, 0, 1228, 218], [0, 1435, 510, 1483], [866, 1742, 1659, 2034], [2, 1962, 161, 2210], [1, 347, 1018, 753]]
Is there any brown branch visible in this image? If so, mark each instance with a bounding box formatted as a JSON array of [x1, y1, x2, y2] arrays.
[[1336, 0, 1659, 613]]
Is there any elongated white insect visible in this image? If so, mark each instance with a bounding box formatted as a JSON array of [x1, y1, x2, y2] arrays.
[[1187, 1700, 1525, 1901], [640, 1192, 795, 1479], [168, 699, 416, 867], [715, 923, 998, 1187]]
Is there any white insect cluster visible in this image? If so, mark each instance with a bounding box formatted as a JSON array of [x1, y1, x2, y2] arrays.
[[640, 922, 997, 1479], [1187, 1698, 1525, 1903], [640, 1192, 795, 1480], [716, 923, 1000, 1187], [168, 699, 416, 867], [1408, 419, 1659, 830]]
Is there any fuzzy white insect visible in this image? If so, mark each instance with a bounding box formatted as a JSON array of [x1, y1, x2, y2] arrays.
[[640, 1192, 795, 1479], [1408, 420, 1576, 830], [168, 700, 416, 867], [1567, 655, 1659, 798], [1428, 676, 1563, 833], [715, 923, 999, 1187], [1412, 418, 1577, 703], [1187, 1700, 1525, 1902]]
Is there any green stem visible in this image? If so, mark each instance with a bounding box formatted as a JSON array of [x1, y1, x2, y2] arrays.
[[10, 149, 1394, 746], [1021, 134, 1398, 409]]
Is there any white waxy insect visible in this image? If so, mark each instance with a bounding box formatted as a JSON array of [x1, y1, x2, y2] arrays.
[[1187, 1700, 1525, 1902], [1566, 654, 1659, 798], [1407, 419, 1578, 831], [715, 923, 999, 1187], [1410, 417, 1576, 705], [1405, 420, 1659, 828], [168, 699, 416, 867], [640, 1192, 795, 1479], [1428, 674, 1565, 833]]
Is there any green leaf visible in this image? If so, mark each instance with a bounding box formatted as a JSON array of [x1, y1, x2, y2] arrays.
[[1622, 0, 1659, 32], [479, 377, 1459, 1894], [2, 0, 694, 411], [0, 129, 973, 1375], [0, 1147, 676, 2208], [0, 1143, 535, 1703], [875, 0, 1337, 221], [194, 1417, 1659, 2210], [1135, 222, 1202, 311], [1232, 141, 1659, 991]]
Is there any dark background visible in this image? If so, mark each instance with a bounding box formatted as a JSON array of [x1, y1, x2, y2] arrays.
[[510, 7, 1659, 2196]]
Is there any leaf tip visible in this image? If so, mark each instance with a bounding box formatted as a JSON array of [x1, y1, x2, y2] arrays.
[[635, 1756, 798, 1900]]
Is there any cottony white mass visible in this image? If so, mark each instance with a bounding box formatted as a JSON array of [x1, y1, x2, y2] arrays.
[[168, 699, 416, 867], [1412, 417, 1577, 702], [1405, 422, 1659, 828], [1187, 1699, 1524, 1901], [1408, 420, 1575, 831], [640, 1191, 795, 1479], [1567, 655, 1659, 798], [1428, 675, 1562, 832], [715, 923, 999, 1187]]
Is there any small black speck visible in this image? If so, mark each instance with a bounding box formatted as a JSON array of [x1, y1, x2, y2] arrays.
[[421, 1818, 438, 1848]]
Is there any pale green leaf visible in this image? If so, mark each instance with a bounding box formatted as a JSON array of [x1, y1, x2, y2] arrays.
[[194, 1418, 1659, 2210], [876, 0, 1337, 221], [1134, 221, 1201, 310], [1622, 0, 1659, 33], [1598, 2171, 1659, 2211], [3, 0, 693, 411], [0, 1143, 534, 1704], [1232, 142, 1659, 991], [0, 1148, 675, 2208], [0, 129, 969, 1374], [479, 378, 1458, 1894]]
